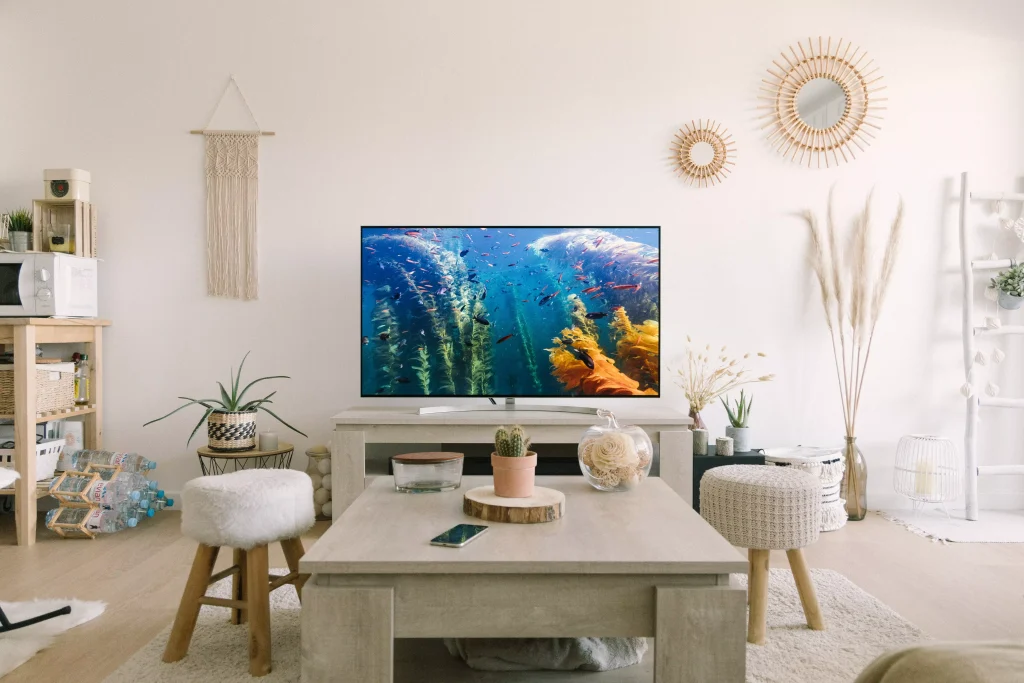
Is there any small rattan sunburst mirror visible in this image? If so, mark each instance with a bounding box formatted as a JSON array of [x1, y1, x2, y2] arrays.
[[670, 119, 735, 187], [759, 37, 885, 168]]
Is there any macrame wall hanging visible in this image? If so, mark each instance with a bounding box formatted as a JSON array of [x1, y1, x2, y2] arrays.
[[191, 76, 274, 300]]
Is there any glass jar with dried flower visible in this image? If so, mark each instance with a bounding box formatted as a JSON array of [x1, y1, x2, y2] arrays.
[[578, 409, 653, 491]]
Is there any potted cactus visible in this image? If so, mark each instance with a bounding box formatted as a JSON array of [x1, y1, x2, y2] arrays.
[[492, 425, 537, 498], [720, 389, 753, 453]]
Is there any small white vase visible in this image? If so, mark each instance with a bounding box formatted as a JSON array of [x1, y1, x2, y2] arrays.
[[10, 232, 31, 252], [725, 426, 752, 453]]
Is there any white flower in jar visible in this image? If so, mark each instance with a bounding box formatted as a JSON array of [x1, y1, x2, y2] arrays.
[[590, 432, 639, 472]]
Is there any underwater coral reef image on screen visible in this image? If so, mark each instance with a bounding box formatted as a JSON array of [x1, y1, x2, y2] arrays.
[[361, 227, 660, 397]]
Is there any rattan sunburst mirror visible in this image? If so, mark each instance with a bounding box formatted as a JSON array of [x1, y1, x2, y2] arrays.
[[670, 119, 735, 187], [759, 37, 885, 168]]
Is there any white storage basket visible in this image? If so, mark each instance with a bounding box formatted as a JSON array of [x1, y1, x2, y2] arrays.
[[0, 438, 65, 481], [764, 446, 846, 532]]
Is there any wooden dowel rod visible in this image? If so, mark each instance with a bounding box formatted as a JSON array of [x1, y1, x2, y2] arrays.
[[198, 596, 248, 609], [190, 130, 275, 136], [208, 565, 241, 585], [269, 572, 300, 591]]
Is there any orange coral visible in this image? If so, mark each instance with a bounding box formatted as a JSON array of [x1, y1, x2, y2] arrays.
[[547, 328, 657, 396], [610, 308, 660, 391]]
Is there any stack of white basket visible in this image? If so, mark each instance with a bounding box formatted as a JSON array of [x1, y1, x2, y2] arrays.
[[764, 446, 847, 531], [304, 444, 333, 519]]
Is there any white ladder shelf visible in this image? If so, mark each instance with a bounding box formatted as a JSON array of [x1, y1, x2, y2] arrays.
[[958, 171, 1024, 521]]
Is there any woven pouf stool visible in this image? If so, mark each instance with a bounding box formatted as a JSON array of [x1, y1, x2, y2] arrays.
[[700, 464, 824, 645], [765, 446, 847, 532], [164, 469, 316, 676]]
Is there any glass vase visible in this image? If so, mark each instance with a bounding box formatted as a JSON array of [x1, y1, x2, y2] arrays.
[[579, 409, 653, 491], [840, 436, 867, 521]]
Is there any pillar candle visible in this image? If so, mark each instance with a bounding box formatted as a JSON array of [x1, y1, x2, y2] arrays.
[[259, 431, 279, 451], [693, 429, 709, 456], [716, 436, 734, 457]]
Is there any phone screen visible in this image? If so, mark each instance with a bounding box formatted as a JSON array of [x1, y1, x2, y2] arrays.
[[430, 524, 489, 547]]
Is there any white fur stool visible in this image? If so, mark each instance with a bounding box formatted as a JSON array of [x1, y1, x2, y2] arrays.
[[165, 469, 315, 677], [700, 465, 824, 645]]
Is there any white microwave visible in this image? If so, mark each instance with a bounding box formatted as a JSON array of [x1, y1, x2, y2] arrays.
[[0, 253, 98, 317]]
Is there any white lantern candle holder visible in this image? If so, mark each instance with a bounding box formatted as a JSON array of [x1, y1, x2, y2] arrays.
[[893, 435, 961, 518]]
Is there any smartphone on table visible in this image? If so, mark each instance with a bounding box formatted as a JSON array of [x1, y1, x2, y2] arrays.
[[430, 523, 489, 548]]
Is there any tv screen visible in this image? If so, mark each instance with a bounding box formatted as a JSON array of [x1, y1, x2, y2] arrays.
[[361, 227, 660, 398]]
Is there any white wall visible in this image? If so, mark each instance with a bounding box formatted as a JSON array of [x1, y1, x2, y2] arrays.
[[2, 0, 1024, 508]]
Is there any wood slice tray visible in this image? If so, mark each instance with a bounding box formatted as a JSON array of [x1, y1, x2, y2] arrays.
[[463, 485, 565, 524]]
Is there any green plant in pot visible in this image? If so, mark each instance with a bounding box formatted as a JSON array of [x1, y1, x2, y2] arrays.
[[492, 425, 537, 498], [144, 352, 306, 452], [991, 264, 1024, 311], [7, 209, 33, 252], [720, 389, 753, 453]]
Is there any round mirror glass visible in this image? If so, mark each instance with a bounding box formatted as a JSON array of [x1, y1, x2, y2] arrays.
[[796, 78, 846, 130], [688, 141, 716, 166]]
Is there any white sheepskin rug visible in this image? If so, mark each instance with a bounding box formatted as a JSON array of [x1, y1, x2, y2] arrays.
[[0, 598, 106, 677]]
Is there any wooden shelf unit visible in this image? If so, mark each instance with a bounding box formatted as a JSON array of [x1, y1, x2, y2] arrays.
[[31, 199, 98, 257], [1, 318, 110, 545]]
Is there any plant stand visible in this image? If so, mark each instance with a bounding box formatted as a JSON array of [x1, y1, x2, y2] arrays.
[[196, 443, 294, 475]]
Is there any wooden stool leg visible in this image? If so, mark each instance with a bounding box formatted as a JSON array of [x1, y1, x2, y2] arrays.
[[747, 549, 753, 605], [280, 537, 308, 602], [163, 544, 220, 663], [786, 548, 825, 631], [247, 544, 272, 676], [747, 548, 770, 645], [231, 548, 248, 625]]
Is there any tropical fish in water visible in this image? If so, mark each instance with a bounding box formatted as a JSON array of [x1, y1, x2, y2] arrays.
[[538, 290, 561, 306], [646, 258, 659, 264], [459, 249, 469, 257], [594, 237, 604, 246], [558, 273, 564, 283], [511, 242, 520, 247], [396, 377, 411, 384], [604, 260, 616, 267], [361, 336, 369, 345], [405, 230, 421, 237], [481, 252, 491, 257], [474, 315, 490, 325], [379, 332, 390, 341], [439, 287, 448, 295], [420, 330, 426, 336], [611, 284, 642, 292], [581, 286, 601, 294], [426, 308, 436, 313], [585, 312, 607, 319], [465, 341, 473, 347], [481, 289, 487, 300], [497, 333, 514, 344], [575, 276, 588, 281], [393, 292, 402, 301], [540, 248, 550, 252], [575, 348, 595, 370]]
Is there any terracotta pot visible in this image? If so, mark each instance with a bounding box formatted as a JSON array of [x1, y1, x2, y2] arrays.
[[491, 451, 537, 498]]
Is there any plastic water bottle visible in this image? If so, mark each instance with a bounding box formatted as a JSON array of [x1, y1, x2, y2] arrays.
[[50, 475, 91, 495], [82, 507, 137, 532], [86, 479, 143, 507], [71, 450, 156, 473]]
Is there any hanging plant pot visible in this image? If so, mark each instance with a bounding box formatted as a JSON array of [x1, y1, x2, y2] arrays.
[[207, 409, 257, 452], [997, 290, 1023, 310]]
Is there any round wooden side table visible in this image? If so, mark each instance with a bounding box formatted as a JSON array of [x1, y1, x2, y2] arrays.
[[197, 443, 295, 475]]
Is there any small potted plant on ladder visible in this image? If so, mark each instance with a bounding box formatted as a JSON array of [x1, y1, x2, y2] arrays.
[[991, 263, 1024, 310], [721, 389, 754, 453], [144, 352, 306, 452], [492, 425, 537, 498]]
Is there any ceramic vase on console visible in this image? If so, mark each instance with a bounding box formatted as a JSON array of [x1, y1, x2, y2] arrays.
[[578, 409, 653, 492], [725, 426, 751, 453], [840, 436, 867, 521]]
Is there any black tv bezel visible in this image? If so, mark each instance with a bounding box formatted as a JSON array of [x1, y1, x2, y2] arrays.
[[360, 226, 661, 399]]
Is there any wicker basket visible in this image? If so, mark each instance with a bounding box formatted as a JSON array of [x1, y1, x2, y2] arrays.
[[0, 438, 65, 480], [0, 363, 76, 415], [207, 410, 257, 452]]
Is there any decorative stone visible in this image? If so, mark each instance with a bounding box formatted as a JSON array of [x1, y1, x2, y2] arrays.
[[716, 436, 734, 457], [313, 487, 330, 505]]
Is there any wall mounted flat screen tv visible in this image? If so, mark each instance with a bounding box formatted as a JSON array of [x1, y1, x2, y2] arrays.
[[361, 227, 660, 398]]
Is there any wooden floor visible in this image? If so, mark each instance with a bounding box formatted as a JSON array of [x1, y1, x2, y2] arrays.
[[2, 511, 1023, 683]]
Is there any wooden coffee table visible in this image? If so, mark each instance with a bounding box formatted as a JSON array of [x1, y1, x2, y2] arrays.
[[299, 476, 747, 683]]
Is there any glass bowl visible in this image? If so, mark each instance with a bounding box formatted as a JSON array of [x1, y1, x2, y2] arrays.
[[391, 452, 464, 493], [578, 409, 653, 491]]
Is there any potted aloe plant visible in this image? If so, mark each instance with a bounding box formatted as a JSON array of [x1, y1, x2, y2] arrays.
[[991, 264, 1024, 310], [144, 352, 306, 452], [720, 389, 753, 453], [492, 425, 537, 498], [7, 209, 33, 252]]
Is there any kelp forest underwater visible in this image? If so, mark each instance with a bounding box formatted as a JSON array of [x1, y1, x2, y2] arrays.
[[361, 227, 660, 397]]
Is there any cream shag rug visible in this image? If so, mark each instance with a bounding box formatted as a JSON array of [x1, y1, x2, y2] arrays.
[[0, 599, 106, 678], [106, 568, 925, 683], [878, 508, 1024, 543]]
